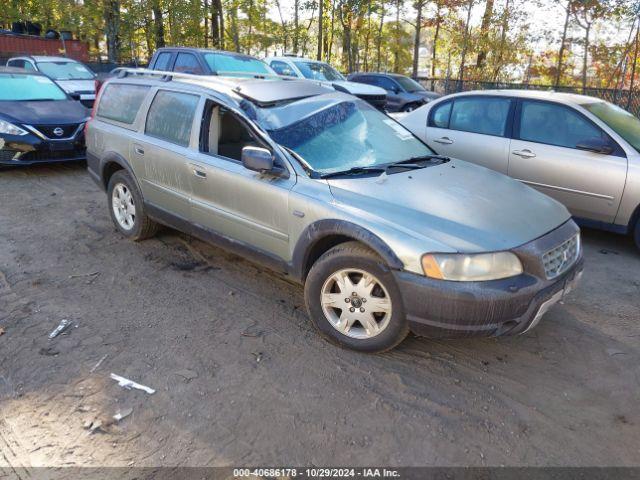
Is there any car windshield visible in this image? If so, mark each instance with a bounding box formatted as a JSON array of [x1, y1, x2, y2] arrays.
[[204, 53, 275, 76], [36, 61, 95, 80], [294, 61, 345, 82], [393, 76, 424, 93], [252, 93, 434, 175], [581, 101, 640, 153], [0, 74, 68, 101]]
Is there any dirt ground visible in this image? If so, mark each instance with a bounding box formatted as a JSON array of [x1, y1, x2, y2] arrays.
[[1, 162, 639, 471]]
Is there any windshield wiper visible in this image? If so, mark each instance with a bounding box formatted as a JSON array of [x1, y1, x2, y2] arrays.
[[391, 154, 449, 165], [320, 166, 386, 179]]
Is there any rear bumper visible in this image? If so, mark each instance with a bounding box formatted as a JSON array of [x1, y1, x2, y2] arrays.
[[395, 220, 584, 338]]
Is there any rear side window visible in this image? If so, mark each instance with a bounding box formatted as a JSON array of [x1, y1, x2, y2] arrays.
[[429, 101, 452, 128], [519, 100, 604, 149], [153, 52, 173, 71], [97, 84, 150, 124], [145, 90, 199, 147], [174, 53, 203, 74], [449, 97, 511, 137]]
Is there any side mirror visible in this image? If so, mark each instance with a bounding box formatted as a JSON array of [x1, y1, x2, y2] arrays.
[[69, 92, 81, 101], [576, 137, 614, 155], [242, 146, 276, 173]]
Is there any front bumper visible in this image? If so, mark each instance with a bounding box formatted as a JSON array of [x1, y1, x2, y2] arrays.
[[0, 129, 86, 166], [394, 221, 584, 338]]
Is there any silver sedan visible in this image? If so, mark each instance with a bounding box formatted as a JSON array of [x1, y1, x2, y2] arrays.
[[397, 90, 640, 249]]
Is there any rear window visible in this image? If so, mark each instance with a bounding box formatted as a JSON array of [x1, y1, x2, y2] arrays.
[[97, 84, 150, 124], [145, 90, 200, 147]]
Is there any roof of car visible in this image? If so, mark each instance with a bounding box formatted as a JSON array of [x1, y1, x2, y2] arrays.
[[31, 55, 80, 62], [352, 72, 400, 78], [109, 71, 333, 106], [267, 56, 319, 63], [155, 47, 258, 59], [0, 66, 44, 75], [447, 89, 605, 105]]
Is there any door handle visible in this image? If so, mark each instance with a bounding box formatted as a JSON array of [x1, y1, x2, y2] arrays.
[[433, 137, 453, 145], [134, 145, 145, 155], [512, 149, 536, 159], [189, 163, 207, 178]]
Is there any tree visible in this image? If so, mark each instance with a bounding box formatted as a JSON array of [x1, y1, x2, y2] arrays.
[[457, 0, 474, 82], [103, 0, 121, 63], [476, 0, 494, 68], [572, 0, 614, 91]]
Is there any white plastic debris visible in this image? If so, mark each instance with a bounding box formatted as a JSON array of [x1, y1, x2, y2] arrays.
[[49, 319, 72, 339], [110, 373, 155, 394], [113, 407, 133, 422]]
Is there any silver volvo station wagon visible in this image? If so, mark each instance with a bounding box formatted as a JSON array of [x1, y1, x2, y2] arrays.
[[86, 70, 583, 352]]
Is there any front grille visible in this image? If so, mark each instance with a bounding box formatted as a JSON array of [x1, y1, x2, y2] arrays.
[[542, 234, 580, 279], [20, 148, 86, 162], [0, 149, 20, 161], [357, 94, 386, 103], [32, 123, 81, 139]]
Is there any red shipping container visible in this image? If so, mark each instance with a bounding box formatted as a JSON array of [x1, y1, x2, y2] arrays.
[[0, 33, 90, 62]]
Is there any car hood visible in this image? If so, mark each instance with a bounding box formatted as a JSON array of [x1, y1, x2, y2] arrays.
[[326, 159, 571, 252], [328, 80, 386, 96], [55, 79, 96, 94], [0, 100, 89, 125]]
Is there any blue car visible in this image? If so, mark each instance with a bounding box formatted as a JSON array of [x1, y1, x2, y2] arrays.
[[348, 72, 441, 112]]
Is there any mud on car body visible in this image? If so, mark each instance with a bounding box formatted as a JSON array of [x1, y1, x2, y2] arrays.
[[85, 69, 583, 352]]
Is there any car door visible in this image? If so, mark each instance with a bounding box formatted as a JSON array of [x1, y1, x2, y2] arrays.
[[424, 96, 513, 174], [374, 77, 403, 111], [508, 99, 627, 223], [132, 88, 202, 221], [188, 98, 295, 260]]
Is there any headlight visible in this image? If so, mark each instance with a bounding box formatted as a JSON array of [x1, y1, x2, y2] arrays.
[[0, 119, 28, 136], [422, 252, 523, 281]]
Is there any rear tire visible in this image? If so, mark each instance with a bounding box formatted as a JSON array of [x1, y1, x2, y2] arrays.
[[304, 241, 409, 353], [107, 170, 158, 241]]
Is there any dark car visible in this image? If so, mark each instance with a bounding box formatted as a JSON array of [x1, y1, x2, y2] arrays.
[[148, 47, 278, 79], [0, 67, 88, 166], [347, 72, 441, 112]]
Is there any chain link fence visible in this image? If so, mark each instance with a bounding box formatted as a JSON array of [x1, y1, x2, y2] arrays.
[[417, 77, 640, 117]]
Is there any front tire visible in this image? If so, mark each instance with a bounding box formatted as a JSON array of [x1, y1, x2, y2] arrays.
[[402, 103, 419, 112], [107, 170, 158, 241], [634, 218, 640, 250], [304, 242, 409, 353]]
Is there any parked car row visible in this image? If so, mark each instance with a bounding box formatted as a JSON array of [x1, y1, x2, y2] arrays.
[[6, 55, 97, 107], [3, 47, 639, 352]]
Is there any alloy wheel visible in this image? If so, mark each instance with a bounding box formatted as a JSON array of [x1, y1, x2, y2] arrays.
[[320, 268, 393, 339], [112, 183, 136, 231]]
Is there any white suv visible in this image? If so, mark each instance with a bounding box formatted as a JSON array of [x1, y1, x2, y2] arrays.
[[265, 55, 387, 110]]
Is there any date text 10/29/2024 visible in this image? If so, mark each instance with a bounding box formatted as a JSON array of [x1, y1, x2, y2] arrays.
[[233, 468, 401, 478]]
